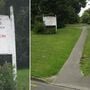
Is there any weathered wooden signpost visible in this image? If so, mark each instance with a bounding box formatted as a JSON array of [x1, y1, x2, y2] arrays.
[[0, 6, 17, 80]]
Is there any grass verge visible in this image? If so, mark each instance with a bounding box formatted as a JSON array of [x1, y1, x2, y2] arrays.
[[17, 69, 29, 90], [80, 26, 90, 76], [31, 24, 82, 78]]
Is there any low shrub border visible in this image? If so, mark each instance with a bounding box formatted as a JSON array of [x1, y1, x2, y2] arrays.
[[0, 63, 16, 90]]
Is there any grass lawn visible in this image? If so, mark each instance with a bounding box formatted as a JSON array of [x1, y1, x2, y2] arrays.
[[17, 69, 29, 90], [80, 26, 90, 76], [31, 24, 82, 78]]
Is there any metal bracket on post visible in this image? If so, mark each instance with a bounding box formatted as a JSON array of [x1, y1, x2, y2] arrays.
[[10, 6, 17, 80]]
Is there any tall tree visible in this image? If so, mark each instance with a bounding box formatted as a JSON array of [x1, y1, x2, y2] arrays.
[[81, 9, 90, 24], [31, 0, 86, 27]]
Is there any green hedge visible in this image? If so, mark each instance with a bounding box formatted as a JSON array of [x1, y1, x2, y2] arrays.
[[0, 63, 16, 90]]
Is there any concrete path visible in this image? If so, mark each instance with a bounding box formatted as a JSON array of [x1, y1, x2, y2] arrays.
[[31, 80, 77, 90], [52, 26, 90, 89]]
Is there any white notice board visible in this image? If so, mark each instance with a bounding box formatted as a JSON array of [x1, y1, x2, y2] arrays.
[[0, 15, 12, 54], [43, 16, 57, 26], [0, 6, 17, 80]]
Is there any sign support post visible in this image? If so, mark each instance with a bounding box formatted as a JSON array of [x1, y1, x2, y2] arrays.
[[10, 6, 17, 80], [55, 15, 57, 32]]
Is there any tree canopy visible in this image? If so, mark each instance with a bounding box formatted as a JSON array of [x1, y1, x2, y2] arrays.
[[81, 9, 90, 24], [31, 0, 86, 27]]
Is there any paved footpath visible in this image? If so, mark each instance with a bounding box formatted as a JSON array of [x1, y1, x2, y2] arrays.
[[52, 26, 90, 90], [31, 80, 77, 90]]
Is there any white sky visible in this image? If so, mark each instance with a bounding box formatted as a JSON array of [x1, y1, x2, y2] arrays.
[[79, 0, 90, 17]]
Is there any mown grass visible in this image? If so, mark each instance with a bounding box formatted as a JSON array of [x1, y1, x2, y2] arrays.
[[31, 24, 82, 78], [17, 69, 29, 90], [80, 26, 90, 76]]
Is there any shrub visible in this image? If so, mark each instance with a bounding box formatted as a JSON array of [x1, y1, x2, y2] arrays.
[[43, 26, 56, 34], [33, 22, 57, 34], [33, 21, 44, 33], [33, 16, 57, 34], [0, 63, 16, 90]]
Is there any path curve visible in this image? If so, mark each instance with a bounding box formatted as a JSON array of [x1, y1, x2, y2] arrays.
[[52, 26, 90, 89]]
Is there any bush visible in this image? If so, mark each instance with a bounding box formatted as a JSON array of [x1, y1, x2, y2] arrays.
[[33, 21, 44, 33], [33, 16, 57, 34], [33, 22, 57, 34], [43, 26, 56, 34], [0, 63, 16, 90]]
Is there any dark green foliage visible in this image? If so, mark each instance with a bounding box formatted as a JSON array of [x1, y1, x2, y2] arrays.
[[66, 6, 80, 24], [87, 18, 90, 24], [33, 16, 43, 33], [33, 21, 44, 33], [33, 21, 56, 34], [0, 0, 6, 14], [31, 0, 86, 28], [0, 63, 16, 90], [0, 55, 12, 66], [33, 16, 56, 34], [81, 9, 90, 24], [43, 27, 56, 34]]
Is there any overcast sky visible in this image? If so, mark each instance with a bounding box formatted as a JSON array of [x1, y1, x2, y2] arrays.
[[79, 0, 90, 17]]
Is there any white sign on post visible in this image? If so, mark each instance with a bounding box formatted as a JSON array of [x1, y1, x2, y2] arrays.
[[43, 16, 57, 31], [0, 16, 12, 54], [0, 6, 17, 80]]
